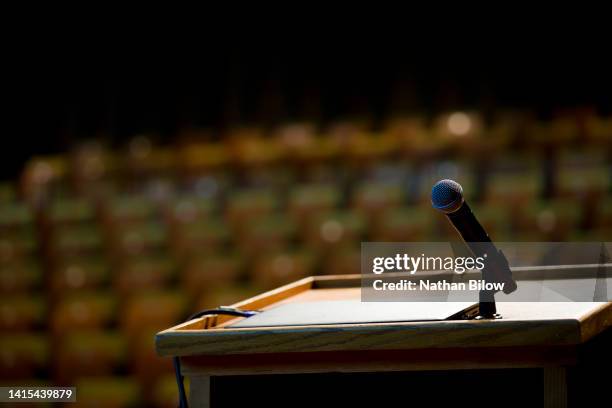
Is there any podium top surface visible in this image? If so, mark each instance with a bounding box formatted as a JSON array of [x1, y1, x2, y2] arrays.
[[155, 273, 612, 358], [227, 300, 477, 328]]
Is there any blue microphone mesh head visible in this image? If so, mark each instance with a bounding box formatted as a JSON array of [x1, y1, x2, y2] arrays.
[[431, 179, 464, 213]]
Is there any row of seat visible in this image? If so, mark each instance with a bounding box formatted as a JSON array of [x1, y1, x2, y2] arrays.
[[14, 147, 611, 209], [0, 285, 252, 388], [3, 198, 612, 263]]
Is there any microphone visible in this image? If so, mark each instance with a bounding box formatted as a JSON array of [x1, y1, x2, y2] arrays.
[[431, 179, 517, 295]]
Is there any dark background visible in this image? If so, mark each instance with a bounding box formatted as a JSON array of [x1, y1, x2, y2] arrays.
[[4, 44, 611, 180]]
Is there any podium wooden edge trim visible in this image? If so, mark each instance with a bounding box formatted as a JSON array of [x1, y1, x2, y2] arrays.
[[155, 274, 612, 357]]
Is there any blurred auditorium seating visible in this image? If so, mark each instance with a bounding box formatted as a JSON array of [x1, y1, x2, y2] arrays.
[[50, 292, 117, 333], [74, 377, 140, 408], [0, 111, 610, 406], [0, 295, 45, 331], [55, 331, 127, 383], [0, 334, 48, 380]]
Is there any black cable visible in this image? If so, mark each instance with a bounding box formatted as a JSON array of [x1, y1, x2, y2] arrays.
[[173, 356, 186, 408], [173, 307, 258, 408], [186, 308, 258, 322]]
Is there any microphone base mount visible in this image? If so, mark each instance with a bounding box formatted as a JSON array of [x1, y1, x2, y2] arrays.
[[475, 314, 502, 320]]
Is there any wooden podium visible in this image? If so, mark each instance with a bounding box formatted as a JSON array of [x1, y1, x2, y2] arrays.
[[156, 274, 611, 408]]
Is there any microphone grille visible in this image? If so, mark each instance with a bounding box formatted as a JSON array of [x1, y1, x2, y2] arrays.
[[431, 179, 464, 213]]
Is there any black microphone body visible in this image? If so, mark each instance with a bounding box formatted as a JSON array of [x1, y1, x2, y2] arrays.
[[446, 202, 492, 243], [447, 202, 517, 295], [431, 180, 517, 296]]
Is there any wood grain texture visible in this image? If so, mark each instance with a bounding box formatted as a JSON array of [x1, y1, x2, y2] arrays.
[[578, 302, 612, 342], [167, 276, 315, 331], [543, 367, 567, 408], [157, 317, 584, 357], [155, 274, 611, 358], [189, 376, 210, 408]]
